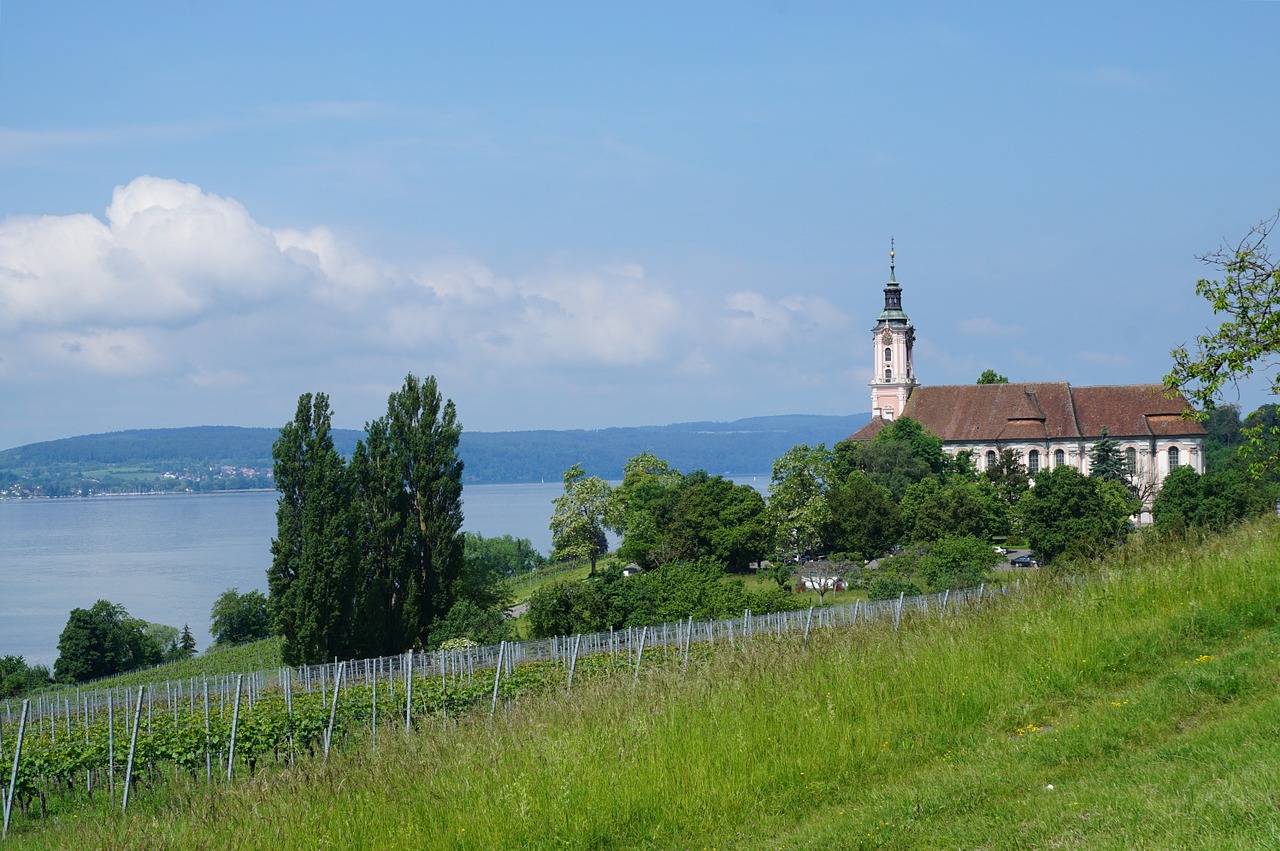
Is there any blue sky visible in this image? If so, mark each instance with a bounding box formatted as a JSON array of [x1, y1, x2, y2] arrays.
[[1, 1, 1277, 451]]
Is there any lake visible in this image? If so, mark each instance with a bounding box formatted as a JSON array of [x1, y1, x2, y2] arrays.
[[0, 475, 769, 667]]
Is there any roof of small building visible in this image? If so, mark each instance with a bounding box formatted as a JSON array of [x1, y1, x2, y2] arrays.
[[849, 383, 1205, 444]]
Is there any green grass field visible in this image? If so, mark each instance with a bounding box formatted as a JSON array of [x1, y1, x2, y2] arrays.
[[9, 520, 1280, 848]]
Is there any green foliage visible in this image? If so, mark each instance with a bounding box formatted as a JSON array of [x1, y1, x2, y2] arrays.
[[178, 624, 197, 658], [983, 448, 1031, 506], [53, 600, 164, 683], [977, 369, 1009, 384], [210, 588, 273, 646], [1088, 426, 1129, 485], [1016, 466, 1139, 563], [525, 559, 800, 639], [550, 463, 613, 573], [766, 443, 833, 561], [899, 475, 1008, 543], [1167, 212, 1280, 477], [822, 471, 900, 560], [871, 416, 946, 475], [616, 465, 769, 571], [835, 438, 932, 500], [428, 598, 514, 648], [269, 392, 355, 666], [1152, 466, 1274, 533], [866, 572, 924, 601], [271, 375, 466, 665], [0, 655, 51, 697], [917, 535, 1001, 591]]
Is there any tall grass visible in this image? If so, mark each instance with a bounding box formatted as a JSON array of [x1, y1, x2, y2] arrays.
[[12, 520, 1280, 848]]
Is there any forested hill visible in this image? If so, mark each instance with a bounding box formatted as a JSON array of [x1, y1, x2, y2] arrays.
[[0, 414, 868, 496]]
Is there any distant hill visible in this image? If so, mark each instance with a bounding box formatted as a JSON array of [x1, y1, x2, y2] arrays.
[[0, 414, 869, 496]]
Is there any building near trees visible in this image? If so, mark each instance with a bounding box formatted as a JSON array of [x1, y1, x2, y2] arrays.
[[849, 245, 1205, 522]]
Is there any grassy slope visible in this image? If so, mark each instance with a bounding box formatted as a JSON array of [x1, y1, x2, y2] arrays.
[[13, 521, 1280, 849]]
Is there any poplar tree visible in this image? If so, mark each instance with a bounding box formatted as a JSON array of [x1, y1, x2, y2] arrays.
[[268, 392, 355, 665], [350, 374, 465, 655]]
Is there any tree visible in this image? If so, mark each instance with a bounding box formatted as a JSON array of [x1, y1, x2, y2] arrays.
[[1152, 465, 1274, 533], [977, 370, 1009, 384], [1015, 466, 1139, 564], [210, 588, 272, 646], [917, 535, 1001, 592], [178, 624, 198, 658], [349, 374, 466, 656], [823, 471, 901, 560], [835, 438, 932, 500], [766, 444, 833, 562], [899, 476, 1008, 544], [53, 600, 163, 684], [0, 656, 51, 698], [984, 449, 1031, 507], [268, 392, 355, 666], [550, 463, 613, 573], [1088, 426, 1129, 485], [1167, 211, 1280, 476], [872, 416, 947, 475]]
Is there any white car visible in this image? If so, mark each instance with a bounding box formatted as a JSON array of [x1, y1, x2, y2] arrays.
[[992, 546, 1007, 556]]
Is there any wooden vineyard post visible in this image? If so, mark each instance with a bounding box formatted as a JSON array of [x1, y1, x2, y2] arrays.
[[226, 675, 243, 783], [3, 699, 28, 839], [122, 686, 146, 812]]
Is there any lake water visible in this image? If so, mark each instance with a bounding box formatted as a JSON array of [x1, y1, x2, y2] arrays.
[[0, 476, 769, 667]]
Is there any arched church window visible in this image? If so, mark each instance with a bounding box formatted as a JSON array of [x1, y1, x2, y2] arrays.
[[1168, 446, 1180, 469], [884, 367, 891, 381], [1125, 447, 1137, 473], [986, 450, 997, 470], [1028, 449, 1040, 474], [1054, 449, 1065, 468], [884, 347, 892, 363]]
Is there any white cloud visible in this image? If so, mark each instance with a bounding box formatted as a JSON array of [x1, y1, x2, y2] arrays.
[[0, 177, 859, 440]]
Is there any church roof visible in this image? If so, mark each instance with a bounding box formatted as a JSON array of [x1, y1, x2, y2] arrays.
[[849, 383, 1205, 444]]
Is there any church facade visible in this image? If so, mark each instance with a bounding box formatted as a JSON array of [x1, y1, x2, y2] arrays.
[[849, 248, 1205, 522]]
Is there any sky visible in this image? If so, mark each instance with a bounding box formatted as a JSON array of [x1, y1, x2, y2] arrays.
[[1, 1, 1278, 451]]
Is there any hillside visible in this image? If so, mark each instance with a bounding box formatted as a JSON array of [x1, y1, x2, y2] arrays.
[[0, 414, 867, 496], [7, 521, 1280, 847]]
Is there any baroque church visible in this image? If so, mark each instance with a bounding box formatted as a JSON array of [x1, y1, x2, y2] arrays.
[[847, 246, 1205, 522]]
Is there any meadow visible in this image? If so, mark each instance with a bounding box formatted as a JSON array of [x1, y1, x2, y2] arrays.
[[5, 519, 1280, 848]]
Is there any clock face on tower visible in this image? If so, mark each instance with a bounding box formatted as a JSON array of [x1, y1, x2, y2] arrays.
[[881, 330, 893, 344]]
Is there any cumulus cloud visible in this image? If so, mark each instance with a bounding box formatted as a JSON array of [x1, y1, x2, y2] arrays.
[[0, 176, 848, 420]]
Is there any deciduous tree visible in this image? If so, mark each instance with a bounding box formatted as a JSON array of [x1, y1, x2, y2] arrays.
[[1167, 211, 1280, 475], [269, 392, 355, 665], [210, 588, 272, 646], [551, 463, 613, 573]]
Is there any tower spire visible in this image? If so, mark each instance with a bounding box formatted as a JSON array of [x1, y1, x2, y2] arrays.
[[889, 237, 896, 283]]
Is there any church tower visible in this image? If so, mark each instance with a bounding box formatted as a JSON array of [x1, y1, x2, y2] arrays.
[[870, 241, 917, 420]]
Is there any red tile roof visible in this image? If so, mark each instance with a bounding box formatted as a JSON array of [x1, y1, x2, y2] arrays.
[[848, 383, 1204, 443]]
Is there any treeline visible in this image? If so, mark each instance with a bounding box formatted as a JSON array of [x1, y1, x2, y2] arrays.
[[530, 411, 1280, 636], [0, 415, 864, 496]]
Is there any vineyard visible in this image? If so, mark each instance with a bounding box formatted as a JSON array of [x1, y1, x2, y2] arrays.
[[2, 586, 1002, 839]]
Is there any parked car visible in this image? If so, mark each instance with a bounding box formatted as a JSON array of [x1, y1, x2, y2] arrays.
[[1010, 554, 1038, 567], [992, 546, 1007, 556]]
